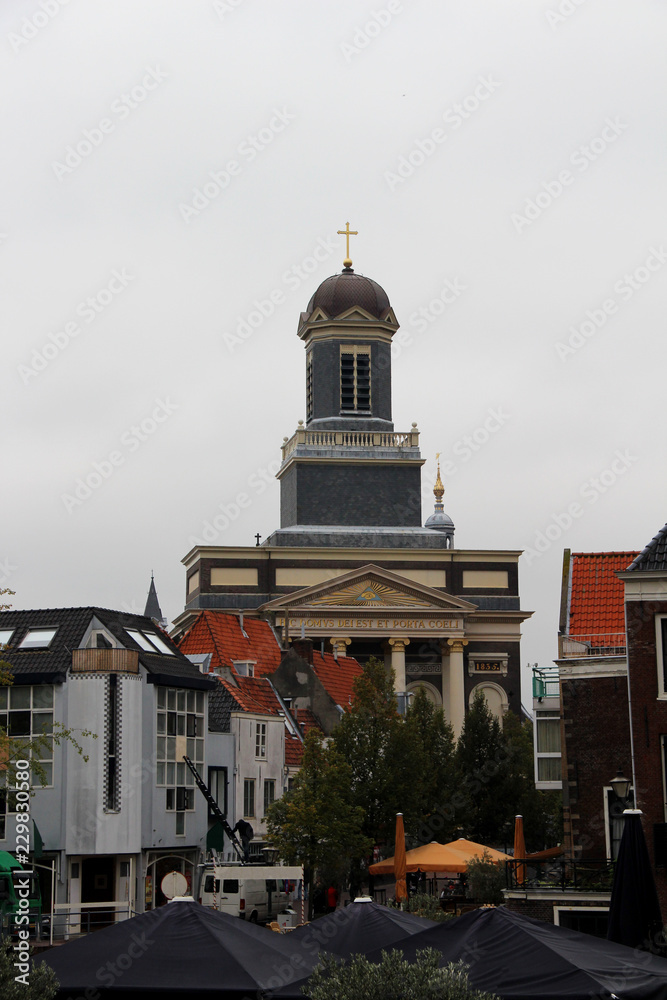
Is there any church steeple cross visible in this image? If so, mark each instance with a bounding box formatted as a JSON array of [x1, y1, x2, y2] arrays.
[[337, 222, 358, 269]]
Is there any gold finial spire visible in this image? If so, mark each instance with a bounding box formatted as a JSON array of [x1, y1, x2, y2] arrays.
[[337, 221, 358, 268], [434, 453, 444, 503]]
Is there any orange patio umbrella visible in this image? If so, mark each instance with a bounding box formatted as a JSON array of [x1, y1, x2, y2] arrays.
[[513, 814, 526, 885], [394, 813, 408, 904], [441, 838, 513, 864], [369, 841, 469, 875]]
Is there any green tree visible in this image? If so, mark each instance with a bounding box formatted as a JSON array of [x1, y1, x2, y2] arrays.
[[454, 688, 510, 842], [331, 657, 400, 853], [501, 712, 562, 851], [0, 938, 58, 999], [394, 687, 458, 844], [266, 730, 371, 917], [306, 949, 497, 1000]]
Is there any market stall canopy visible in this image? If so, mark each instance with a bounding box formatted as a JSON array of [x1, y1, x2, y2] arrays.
[[369, 840, 469, 875], [362, 906, 667, 1000], [286, 899, 435, 960], [44, 901, 319, 999], [441, 837, 513, 863]]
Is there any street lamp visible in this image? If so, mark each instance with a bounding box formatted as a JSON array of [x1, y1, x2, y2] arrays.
[[610, 768, 632, 803]]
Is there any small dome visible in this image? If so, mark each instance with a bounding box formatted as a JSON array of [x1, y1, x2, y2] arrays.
[[425, 510, 455, 531], [307, 269, 391, 320]]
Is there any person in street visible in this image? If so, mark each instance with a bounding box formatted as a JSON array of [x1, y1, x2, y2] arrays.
[[326, 884, 338, 913]]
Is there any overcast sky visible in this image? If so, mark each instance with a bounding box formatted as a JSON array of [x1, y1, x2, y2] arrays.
[[3, 0, 666, 704]]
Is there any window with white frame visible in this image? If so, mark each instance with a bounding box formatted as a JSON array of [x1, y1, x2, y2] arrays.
[[0, 685, 54, 838], [656, 616, 667, 697], [534, 710, 562, 787], [263, 778, 276, 815], [255, 722, 266, 759], [156, 688, 204, 833], [244, 778, 255, 818]]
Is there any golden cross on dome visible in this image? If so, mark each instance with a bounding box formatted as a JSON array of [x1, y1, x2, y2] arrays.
[[434, 454, 445, 503], [337, 222, 358, 268]]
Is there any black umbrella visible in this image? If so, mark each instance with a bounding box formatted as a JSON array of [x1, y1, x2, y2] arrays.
[[360, 906, 667, 1000], [607, 809, 664, 952], [43, 901, 324, 999], [287, 899, 435, 958]]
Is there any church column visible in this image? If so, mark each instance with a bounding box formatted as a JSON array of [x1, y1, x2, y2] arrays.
[[440, 642, 451, 726], [329, 636, 351, 660], [447, 638, 468, 738], [388, 638, 410, 694]]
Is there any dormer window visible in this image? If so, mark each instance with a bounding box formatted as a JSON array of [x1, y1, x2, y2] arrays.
[[0, 630, 15, 646], [340, 346, 370, 412], [18, 628, 57, 649], [233, 660, 255, 677]]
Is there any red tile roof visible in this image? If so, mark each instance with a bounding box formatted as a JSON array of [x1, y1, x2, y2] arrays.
[[311, 651, 362, 708], [218, 675, 283, 716], [178, 611, 282, 676], [568, 552, 639, 636], [285, 732, 304, 766], [295, 708, 320, 735]]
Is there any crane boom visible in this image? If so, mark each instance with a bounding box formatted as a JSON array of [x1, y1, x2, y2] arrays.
[[182, 755, 246, 863]]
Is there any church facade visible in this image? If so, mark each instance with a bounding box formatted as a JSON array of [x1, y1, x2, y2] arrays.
[[175, 238, 530, 734]]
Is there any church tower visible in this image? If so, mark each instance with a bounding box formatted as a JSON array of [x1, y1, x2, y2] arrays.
[[272, 228, 448, 542]]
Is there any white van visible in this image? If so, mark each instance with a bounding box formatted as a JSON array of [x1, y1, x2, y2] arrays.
[[197, 864, 303, 924]]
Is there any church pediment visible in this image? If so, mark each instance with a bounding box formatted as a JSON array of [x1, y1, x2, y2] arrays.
[[261, 564, 476, 615]]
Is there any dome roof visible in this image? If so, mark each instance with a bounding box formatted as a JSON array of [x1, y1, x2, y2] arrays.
[[306, 268, 391, 320], [425, 509, 455, 532]]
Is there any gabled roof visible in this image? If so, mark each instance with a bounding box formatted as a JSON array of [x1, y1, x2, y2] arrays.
[[626, 524, 667, 572], [178, 611, 282, 676], [218, 676, 284, 717], [311, 651, 362, 707], [0, 606, 212, 688], [261, 563, 477, 614], [566, 553, 640, 636]]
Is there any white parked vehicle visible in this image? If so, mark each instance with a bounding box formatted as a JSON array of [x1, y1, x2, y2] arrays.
[[197, 864, 303, 924]]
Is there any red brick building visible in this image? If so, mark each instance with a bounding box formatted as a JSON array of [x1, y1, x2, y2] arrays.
[[619, 523, 667, 917], [556, 550, 638, 860]]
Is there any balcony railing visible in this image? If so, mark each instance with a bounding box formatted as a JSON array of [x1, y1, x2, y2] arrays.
[[560, 633, 626, 658], [71, 649, 140, 673], [532, 667, 559, 699], [506, 858, 614, 893], [281, 424, 420, 461]]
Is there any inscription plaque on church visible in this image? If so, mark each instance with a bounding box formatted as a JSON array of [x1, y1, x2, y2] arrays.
[[277, 615, 463, 634]]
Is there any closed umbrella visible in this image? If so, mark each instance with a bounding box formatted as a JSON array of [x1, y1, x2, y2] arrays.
[[513, 814, 526, 885], [607, 809, 663, 952], [395, 812, 408, 904]]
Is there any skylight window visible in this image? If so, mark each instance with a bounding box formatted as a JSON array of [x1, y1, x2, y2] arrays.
[[0, 630, 15, 646], [143, 632, 174, 655], [125, 629, 158, 652], [18, 628, 57, 649], [125, 628, 175, 655]]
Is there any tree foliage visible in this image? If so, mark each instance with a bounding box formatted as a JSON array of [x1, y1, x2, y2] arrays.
[[306, 949, 497, 1000], [266, 729, 371, 913], [0, 938, 58, 999]]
